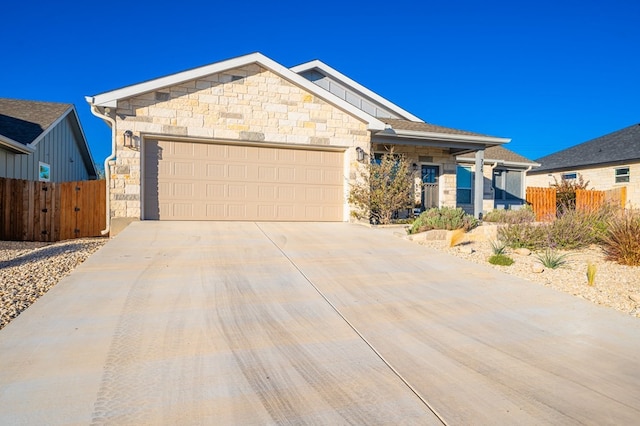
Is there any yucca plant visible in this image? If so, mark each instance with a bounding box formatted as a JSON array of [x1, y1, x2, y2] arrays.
[[586, 262, 597, 286], [535, 249, 569, 269], [489, 240, 507, 255]]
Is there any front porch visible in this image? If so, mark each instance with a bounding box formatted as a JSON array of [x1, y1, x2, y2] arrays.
[[371, 118, 510, 218]]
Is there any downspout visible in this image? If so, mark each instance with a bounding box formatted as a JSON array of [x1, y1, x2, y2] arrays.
[[89, 104, 116, 236]]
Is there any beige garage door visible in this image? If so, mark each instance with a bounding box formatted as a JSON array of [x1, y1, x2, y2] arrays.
[[143, 139, 345, 221]]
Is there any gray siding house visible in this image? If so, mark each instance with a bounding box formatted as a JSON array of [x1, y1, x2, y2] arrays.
[[0, 98, 98, 182]]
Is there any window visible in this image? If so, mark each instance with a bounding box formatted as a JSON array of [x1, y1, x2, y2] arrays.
[[456, 166, 472, 204], [562, 172, 577, 180], [615, 167, 630, 183], [494, 169, 523, 201]]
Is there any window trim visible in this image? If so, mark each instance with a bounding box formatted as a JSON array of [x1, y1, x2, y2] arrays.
[[615, 167, 630, 184]]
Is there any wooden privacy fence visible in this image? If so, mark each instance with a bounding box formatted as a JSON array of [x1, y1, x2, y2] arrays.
[[0, 178, 106, 242], [526, 187, 556, 221], [526, 186, 628, 221]]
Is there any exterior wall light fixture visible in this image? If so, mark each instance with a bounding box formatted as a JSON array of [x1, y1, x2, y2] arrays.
[[123, 130, 134, 149], [356, 146, 365, 162]]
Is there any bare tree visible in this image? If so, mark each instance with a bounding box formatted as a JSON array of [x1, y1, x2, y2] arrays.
[[349, 150, 414, 224]]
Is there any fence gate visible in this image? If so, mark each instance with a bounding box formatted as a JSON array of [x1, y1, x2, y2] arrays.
[[0, 178, 106, 242]]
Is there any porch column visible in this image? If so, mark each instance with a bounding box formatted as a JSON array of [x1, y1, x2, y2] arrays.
[[474, 149, 484, 219]]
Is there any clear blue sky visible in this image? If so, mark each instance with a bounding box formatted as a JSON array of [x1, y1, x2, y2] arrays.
[[2, 0, 638, 166]]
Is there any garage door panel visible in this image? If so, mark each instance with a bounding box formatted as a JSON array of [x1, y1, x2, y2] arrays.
[[145, 139, 344, 221]]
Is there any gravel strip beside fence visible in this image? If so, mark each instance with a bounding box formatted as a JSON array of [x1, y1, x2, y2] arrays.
[[0, 238, 107, 330]]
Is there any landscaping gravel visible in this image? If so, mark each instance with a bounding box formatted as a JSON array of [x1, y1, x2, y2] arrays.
[[416, 237, 640, 319], [0, 238, 107, 330]]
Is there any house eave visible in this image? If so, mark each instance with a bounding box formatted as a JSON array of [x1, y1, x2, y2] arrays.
[[457, 157, 541, 168], [374, 128, 510, 146], [87, 53, 386, 132], [0, 135, 35, 154]]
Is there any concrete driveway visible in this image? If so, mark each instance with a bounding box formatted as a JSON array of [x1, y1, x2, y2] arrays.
[[1, 222, 639, 425]]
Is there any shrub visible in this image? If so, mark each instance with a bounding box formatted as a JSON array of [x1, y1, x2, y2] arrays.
[[498, 222, 548, 250], [551, 174, 589, 214], [547, 208, 611, 250], [349, 150, 414, 225], [483, 206, 536, 224], [600, 210, 640, 266], [488, 254, 514, 266], [535, 249, 569, 269], [498, 206, 613, 251], [408, 207, 478, 234]]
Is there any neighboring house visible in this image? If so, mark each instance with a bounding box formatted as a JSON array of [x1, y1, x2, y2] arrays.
[[0, 98, 98, 182], [85, 52, 511, 232], [527, 123, 640, 208], [457, 146, 540, 214]]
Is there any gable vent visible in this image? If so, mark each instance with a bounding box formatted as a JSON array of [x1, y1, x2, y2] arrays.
[[155, 92, 170, 101]]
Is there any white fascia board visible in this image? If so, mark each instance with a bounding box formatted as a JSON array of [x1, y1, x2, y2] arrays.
[[87, 53, 385, 131], [381, 128, 511, 145], [457, 157, 541, 168], [0, 135, 35, 154], [291, 60, 424, 122]]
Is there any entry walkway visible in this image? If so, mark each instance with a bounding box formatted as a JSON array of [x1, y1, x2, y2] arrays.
[[1, 222, 639, 424]]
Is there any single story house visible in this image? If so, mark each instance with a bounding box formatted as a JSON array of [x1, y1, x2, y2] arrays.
[[457, 146, 540, 214], [527, 123, 640, 208], [86, 52, 512, 233], [0, 98, 98, 182]]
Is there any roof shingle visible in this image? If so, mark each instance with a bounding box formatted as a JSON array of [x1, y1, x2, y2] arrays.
[[377, 118, 493, 137], [0, 98, 71, 145], [532, 123, 640, 173], [458, 145, 538, 165]]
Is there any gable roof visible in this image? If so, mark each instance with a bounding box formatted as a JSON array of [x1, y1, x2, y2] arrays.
[[290, 60, 423, 122], [86, 52, 386, 131], [0, 98, 97, 177], [0, 98, 73, 153], [458, 145, 539, 167], [531, 123, 640, 174]]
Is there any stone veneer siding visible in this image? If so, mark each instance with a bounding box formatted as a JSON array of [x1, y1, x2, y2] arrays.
[[372, 144, 458, 208], [527, 162, 640, 209], [107, 64, 370, 220]]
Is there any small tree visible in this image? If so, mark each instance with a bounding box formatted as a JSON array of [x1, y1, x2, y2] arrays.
[[349, 150, 414, 225], [551, 174, 589, 214]]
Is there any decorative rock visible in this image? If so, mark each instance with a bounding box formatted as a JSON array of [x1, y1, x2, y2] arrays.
[[629, 294, 640, 304], [459, 246, 475, 254], [515, 248, 532, 256], [531, 264, 545, 273]]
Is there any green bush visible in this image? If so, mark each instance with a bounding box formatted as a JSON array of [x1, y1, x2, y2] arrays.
[[488, 254, 514, 266], [408, 207, 478, 234], [600, 210, 640, 266], [483, 206, 536, 224]]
